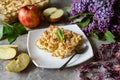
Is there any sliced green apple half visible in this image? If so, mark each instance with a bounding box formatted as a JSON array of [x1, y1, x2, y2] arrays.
[[43, 7, 57, 17], [0, 45, 18, 59], [5, 53, 30, 72], [43, 7, 64, 22], [50, 9, 64, 22]]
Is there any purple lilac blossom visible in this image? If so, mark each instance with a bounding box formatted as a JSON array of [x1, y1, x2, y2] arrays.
[[82, 20, 97, 34], [69, 0, 120, 41], [78, 42, 120, 80], [93, 6, 114, 32], [88, 0, 103, 13], [70, 0, 88, 16]]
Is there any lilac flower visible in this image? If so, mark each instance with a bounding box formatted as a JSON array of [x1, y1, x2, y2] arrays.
[[93, 6, 114, 32], [82, 20, 96, 33], [78, 42, 120, 80], [70, 0, 90, 16], [69, 0, 120, 41], [88, 0, 103, 13]]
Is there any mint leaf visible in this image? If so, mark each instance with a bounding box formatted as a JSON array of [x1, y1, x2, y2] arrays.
[[13, 23, 27, 35], [104, 30, 115, 42], [56, 28, 65, 40], [8, 32, 18, 44], [0, 23, 13, 40], [0, 26, 3, 39], [0, 22, 27, 44], [78, 17, 91, 28], [3, 23, 13, 36]]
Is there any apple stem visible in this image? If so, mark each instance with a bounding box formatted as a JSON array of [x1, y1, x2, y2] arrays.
[[25, 6, 32, 10]]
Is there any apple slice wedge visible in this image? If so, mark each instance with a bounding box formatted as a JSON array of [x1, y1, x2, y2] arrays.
[[43, 7, 64, 22], [50, 9, 64, 22], [0, 45, 18, 59], [5, 53, 30, 72], [43, 7, 57, 17]]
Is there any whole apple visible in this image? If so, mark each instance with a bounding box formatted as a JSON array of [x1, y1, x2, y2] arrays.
[[18, 5, 41, 28]]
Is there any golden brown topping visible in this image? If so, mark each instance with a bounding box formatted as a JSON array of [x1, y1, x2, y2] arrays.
[[35, 25, 82, 59]]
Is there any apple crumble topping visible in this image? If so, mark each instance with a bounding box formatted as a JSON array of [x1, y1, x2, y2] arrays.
[[0, 0, 49, 23], [35, 25, 82, 59]]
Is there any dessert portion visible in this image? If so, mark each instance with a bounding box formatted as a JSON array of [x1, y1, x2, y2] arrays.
[[35, 25, 82, 59]]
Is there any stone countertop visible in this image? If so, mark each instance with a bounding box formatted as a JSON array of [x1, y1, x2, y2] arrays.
[[0, 0, 109, 80]]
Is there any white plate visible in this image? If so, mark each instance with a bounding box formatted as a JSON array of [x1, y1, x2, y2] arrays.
[[27, 24, 93, 69]]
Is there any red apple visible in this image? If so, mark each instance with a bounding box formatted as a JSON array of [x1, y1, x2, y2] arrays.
[[18, 5, 41, 28]]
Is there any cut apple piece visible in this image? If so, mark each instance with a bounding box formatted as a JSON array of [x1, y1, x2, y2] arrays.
[[5, 53, 30, 72], [0, 45, 18, 50], [0, 45, 18, 59], [43, 7, 57, 17], [50, 9, 64, 22], [43, 7, 64, 22]]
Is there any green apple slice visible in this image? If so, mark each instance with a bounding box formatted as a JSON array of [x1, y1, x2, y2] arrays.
[[50, 9, 64, 22], [43, 7, 57, 17], [0, 45, 18, 59], [5, 53, 30, 72], [0, 45, 18, 49]]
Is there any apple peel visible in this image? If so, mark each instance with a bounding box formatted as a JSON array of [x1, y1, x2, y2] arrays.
[[18, 5, 41, 28]]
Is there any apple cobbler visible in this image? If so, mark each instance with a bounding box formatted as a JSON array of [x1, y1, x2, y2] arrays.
[[35, 25, 82, 59]]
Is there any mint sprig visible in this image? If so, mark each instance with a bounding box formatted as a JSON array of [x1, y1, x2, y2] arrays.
[[0, 22, 27, 44], [56, 28, 65, 41]]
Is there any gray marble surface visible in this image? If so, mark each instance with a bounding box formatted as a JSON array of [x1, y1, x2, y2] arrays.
[[0, 0, 109, 80]]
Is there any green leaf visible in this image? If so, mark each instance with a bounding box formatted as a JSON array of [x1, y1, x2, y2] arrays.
[[105, 30, 115, 38], [78, 18, 91, 28], [13, 23, 28, 35], [0, 26, 3, 39], [0, 22, 27, 44], [8, 32, 18, 44], [106, 37, 115, 42], [69, 13, 86, 20], [104, 30, 115, 42], [65, 7, 70, 13], [56, 28, 65, 41], [2, 22, 13, 28], [93, 33, 99, 39], [3, 23, 13, 36], [69, 12, 93, 20], [73, 18, 83, 23]]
